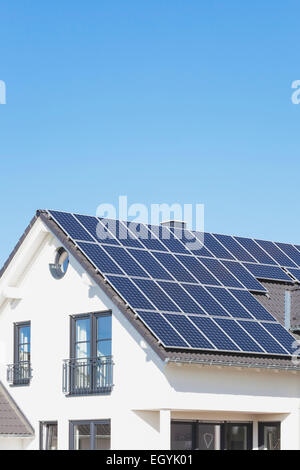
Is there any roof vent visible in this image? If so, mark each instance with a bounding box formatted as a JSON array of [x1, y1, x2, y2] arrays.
[[160, 220, 187, 229]]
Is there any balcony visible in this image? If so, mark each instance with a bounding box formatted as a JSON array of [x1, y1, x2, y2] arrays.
[[7, 361, 32, 386], [62, 356, 113, 396]]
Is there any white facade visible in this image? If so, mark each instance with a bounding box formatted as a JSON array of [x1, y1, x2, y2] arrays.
[[0, 218, 300, 450]]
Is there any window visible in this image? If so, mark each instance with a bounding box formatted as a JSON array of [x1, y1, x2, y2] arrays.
[[7, 322, 32, 385], [49, 247, 69, 279], [171, 421, 252, 450], [258, 422, 280, 450], [62, 312, 113, 395], [70, 420, 111, 450], [40, 422, 58, 450]]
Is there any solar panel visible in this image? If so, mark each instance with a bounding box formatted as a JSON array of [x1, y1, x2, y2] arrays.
[[213, 234, 257, 263], [148, 225, 190, 254], [176, 255, 221, 286], [195, 232, 234, 259], [102, 245, 149, 278], [286, 268, 300, 282], [153, 252, 197, 283], [215, 318, 264, 353], [171, 228, 214, 257], [74, 214, 120, 245], [238, 321, 288, 355], [255, 239, 297, 268], [243, 263, 292, 282], [262, 322, 296, 355], [221, 260, 266, 292], [206, 287, 252, 319], [49, 211, 94, 242], [48, 210, 298, 359], [234, 237, 277, 265], [275, 242, 300, 267], [189, 316, 240, 351], [183, 284, 230, 317], [77, 242, 123, 275], [106, 276, 154, 310], [157, 281, 205, 314], [133, 279, 180, 312], [108, 220, 144, 248], [137, 311, 189, 348], [199, 258, 244, 288], [125, 221, 168, 251], [128, 249, 173, 280], [163, 314, 214, 349], [229, 289, 275, 322]]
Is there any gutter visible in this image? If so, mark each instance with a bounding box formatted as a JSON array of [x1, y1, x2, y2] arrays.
[[165, 357, 300, 371]]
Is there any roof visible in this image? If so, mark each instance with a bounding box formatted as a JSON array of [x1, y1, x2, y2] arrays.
[[1, 209, 300, 371], [0, 382, 34, 436]]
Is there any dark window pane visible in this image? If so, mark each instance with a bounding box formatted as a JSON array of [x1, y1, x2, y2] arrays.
[[171, 423, 193, 450]]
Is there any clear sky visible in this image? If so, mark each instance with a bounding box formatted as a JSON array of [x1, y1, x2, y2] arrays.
[[1, 1, 300, 267]]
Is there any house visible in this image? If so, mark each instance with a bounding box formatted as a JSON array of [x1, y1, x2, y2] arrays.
[[0, 209, 300, 450]]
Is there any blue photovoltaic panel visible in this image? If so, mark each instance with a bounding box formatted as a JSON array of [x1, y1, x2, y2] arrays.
[[243, 263, 292, 282], [221, 260, 266, 292], [133, 279, 180, 312], [262, 322, 295, 355], [238, 321, 288, 355], [49, 210, 94, 242], [275, 242, 300, 267], [176, 255, 220, 286], [102, 245, 149, 278], [206, 287, 252, 319], [189, 316, 240, 351], [163, 314, 214, 349], [106, 276, 154, 310], [215, 318, 264, 353], [137, 311, 189, 348], [255, 239, 297, 268], [74, 214, 120, 245], [158, 281, 205, 314], [125, 221, 168, 251], [128, 249, 173, 280], [229, 289, 275, 322], [213, 234, 257, 263], [199, 258, 244, 288], [108, 220, 144, 248], [195, 232, 234, 259], [171, 228, 214, 257], [153, 252, 196, 283], [286, 268, 300, 282], [148, 225, 190, 254], [234, 237, 277, 265], [77, 242, 123, 275], [183, 284, 230, 317]]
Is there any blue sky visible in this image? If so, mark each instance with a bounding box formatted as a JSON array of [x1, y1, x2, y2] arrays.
[[0, 1, 300, 267]]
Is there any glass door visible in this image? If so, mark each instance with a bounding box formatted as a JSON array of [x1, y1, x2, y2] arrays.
[[196, 423, 221, 450], [258, 422, 280, 450], [222, 423, 252, 450]]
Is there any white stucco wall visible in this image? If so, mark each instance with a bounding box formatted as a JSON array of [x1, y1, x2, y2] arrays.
[[0, 219, 300, 450]]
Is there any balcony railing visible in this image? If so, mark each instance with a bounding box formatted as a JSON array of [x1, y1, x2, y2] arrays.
[[62, 356, 113, 396], [7, 361, 32, 385]]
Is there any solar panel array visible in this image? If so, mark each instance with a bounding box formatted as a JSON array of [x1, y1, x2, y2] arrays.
[[47, 210, 299, 357]]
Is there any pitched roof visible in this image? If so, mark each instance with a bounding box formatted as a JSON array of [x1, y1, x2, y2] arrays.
[[0, 382, 34, 436], [1, 210, 300, 371]]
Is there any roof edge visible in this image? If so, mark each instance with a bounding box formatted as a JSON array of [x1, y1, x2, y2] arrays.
[[0, 381, 34, 437]]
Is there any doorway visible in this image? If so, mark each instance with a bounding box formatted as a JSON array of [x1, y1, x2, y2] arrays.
[[171, 421, 253, 450]]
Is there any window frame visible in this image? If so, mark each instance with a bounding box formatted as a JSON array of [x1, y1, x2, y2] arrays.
[[69, 419, 111, 450], [39, 421, 58, 450], [70, 311, 112, 360], [258, 421, 281, 450]]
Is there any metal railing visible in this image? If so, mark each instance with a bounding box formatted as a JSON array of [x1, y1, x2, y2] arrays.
[[7, 361, 32, 385], [62, 356, 113, 395]]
